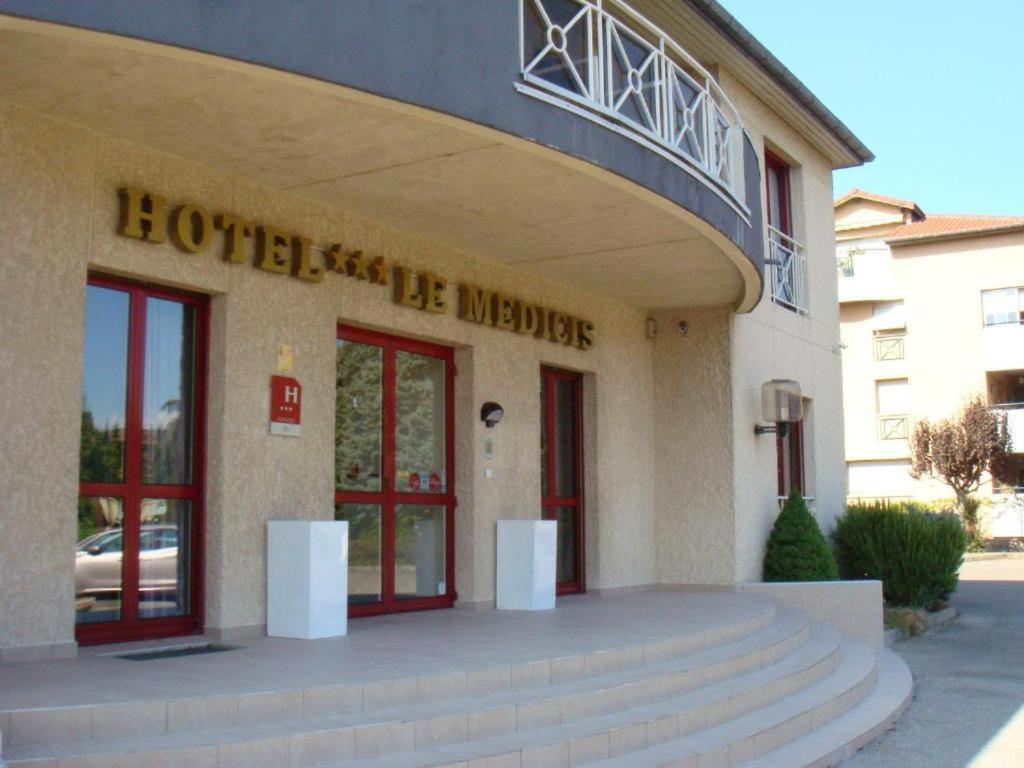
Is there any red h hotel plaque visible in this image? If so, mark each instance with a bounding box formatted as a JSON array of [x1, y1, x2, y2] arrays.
[[270, 375, 302, 436]]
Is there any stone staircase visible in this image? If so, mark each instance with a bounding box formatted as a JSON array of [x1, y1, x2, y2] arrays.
[[0, 603, 911, 768]]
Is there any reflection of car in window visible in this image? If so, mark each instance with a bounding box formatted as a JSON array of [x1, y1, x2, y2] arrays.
[[75, 524, 181, 598]]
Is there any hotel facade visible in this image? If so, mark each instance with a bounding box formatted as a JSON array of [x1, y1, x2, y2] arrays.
[[0, 5, 922, 767], [0, 0, 874, 657]]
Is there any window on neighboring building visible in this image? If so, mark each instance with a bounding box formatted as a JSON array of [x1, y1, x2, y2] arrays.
[[876, 378, 910, 440], [982, 287, 1024, 327], [836, 253, 855, 278], [871, 300, 906, 330], [765, 150, 807, 313], [836, 245, 863, 279]]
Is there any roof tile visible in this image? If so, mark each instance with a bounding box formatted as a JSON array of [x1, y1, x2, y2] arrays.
[[887, 214, 1024, 243]]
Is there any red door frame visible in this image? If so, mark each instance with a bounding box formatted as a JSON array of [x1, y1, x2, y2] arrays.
[[77, 274, 208, 645], [541, 366, 585, 595], [335, 324, 456, 617]]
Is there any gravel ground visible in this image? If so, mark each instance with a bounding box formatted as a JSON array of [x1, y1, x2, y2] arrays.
[[845, 558, 1024, 768]]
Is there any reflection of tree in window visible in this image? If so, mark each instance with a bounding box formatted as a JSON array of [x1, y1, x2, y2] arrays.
[[142, 301, 195, 484], [335, 503, 380, 570], [335, 342, 383, 491], [395, 351, 445, 482]]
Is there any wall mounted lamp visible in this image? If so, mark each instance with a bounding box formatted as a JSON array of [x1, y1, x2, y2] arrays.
[[480, 401, 504, 428], [754, 379, 803, 437]]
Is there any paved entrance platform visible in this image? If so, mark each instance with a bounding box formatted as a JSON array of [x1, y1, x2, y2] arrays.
[[0, 591, 910, 768], [1, 592, 774, 710]]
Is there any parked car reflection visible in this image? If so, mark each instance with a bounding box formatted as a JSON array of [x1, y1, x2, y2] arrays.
[[75, 524, 181, 602]]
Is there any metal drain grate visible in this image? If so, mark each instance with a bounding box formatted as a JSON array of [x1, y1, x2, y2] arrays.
[[113, 643, 236, 661]]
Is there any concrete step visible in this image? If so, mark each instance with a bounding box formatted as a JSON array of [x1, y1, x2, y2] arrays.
[[335, 621, 844, 768], [1, 603, 778, 750], [3, 610, 815, 767], [738, 650, 913, 768], [583, 636, 881, 767]]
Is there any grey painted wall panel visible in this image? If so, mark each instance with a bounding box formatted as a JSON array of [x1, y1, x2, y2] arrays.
[[0, 0, 764, 285]]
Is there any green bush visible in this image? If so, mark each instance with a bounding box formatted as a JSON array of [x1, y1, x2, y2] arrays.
[[833, 501, 967, 607], [763, 490, 839, 582]]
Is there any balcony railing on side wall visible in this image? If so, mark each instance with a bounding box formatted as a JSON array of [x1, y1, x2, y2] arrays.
[[877, 414, 910, 441], [518, 0, 747, 214], [768, 225, 808, 314]]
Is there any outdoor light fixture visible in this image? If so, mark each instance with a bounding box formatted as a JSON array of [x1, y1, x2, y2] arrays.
[[481, 402, 504, 428], [754, 379, 802, 437]]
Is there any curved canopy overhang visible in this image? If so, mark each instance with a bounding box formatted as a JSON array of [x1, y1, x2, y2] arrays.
[[0, 8, 764, 312]]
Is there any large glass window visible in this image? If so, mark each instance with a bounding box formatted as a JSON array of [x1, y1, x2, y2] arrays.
[[334, 326, 454, 616], [76, 277, 205, 643], [982, 287, 1024, 327], [876, 379, 910, 441]]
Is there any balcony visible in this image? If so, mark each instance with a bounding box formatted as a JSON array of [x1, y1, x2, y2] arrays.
[[768, 226, 809, 314], [0, 3, 767, 314], [835, 243, 900, 304], [983, 323, 1024, 372], [518, 0, 747, 216]]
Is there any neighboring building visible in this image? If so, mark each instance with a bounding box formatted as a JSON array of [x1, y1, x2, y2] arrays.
[[835, 189, 1024, 510], [0, 2, 868, 660]]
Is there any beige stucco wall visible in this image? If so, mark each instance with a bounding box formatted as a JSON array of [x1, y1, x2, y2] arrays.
[[0, 101, 659, 651], [652, 308, 736, 585], [641, 70, 849, 590], [838, 208, 1024, 501], [721, 72, 849, 582]]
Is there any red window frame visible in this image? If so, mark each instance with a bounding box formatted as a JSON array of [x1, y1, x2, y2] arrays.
[[335, 324, 456, 617], [77, 274, 208, 645], [776, 421, 804, 498], [541, 366, 585, 595], [765, 150, 792, 236]]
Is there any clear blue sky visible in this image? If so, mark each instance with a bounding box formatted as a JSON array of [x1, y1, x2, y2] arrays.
[[719, 0, 1024, 216]]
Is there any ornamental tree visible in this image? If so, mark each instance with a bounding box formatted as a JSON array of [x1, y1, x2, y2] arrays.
[[909, 394, 1013, 516], [763, 489, 839, 582]]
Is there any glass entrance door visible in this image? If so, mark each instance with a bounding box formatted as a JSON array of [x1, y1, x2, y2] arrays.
[[334, 325, 455, 616], [76, 276, 206, 643], [541, 367, 584, 594]]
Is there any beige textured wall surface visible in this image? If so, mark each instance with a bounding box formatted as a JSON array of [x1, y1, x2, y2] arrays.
[[737, 580, 884, 648], [652, 308, 736, 585], [0, 102, 93, 652], [720, 72, 849, 582], [839, 229, 1024, 500], [0, 101, 658, 647]]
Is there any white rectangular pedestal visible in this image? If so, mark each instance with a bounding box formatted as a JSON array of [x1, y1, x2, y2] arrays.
[[267, 520, 348, 639], [496, 519, 557, 610]]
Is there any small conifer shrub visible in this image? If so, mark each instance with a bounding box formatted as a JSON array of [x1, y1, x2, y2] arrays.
[[763, 489, 839, 582]]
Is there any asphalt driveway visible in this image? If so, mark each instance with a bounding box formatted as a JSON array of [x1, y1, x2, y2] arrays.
[[846, 557, 1024, 768]]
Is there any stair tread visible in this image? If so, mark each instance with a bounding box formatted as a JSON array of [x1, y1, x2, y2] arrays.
[[738, 650, 913, 768], [579, 636, 879, 768], [288, 622, 846, 768], [4, 612, 819, 763]]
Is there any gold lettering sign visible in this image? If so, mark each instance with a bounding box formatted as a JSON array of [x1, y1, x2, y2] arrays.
[[116, 188, 595, 349]]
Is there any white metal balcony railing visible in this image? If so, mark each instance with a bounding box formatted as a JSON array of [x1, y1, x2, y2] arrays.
[[518, 0, 747, 214], [768, 225, 808, 314], [877, 414, 910, 441]]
